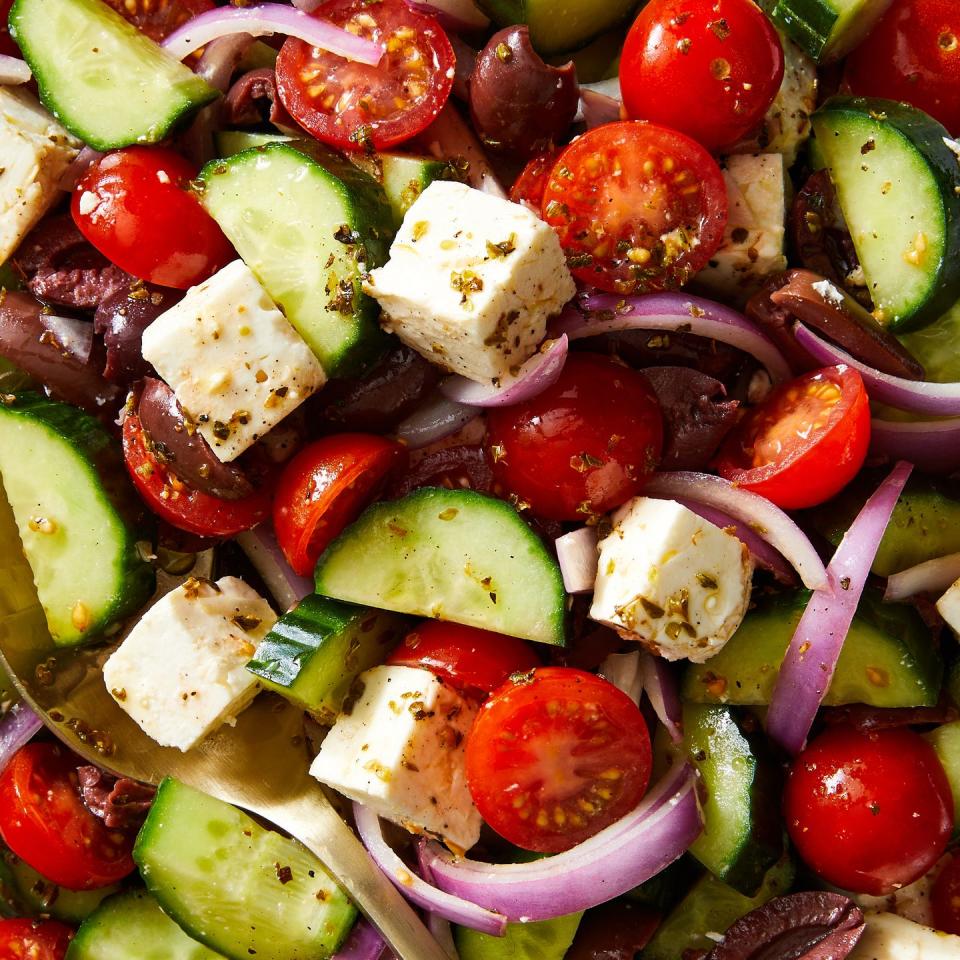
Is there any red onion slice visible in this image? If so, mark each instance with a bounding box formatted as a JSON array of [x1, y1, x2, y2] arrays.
[[58, 146, 104, 192], [353, 802, 508, 936], [870, 416, 960, 475], [0, 55, 31, 84], [291, 0, 324, 11], [196, 34, 255, 91], [416, 843, 460, 960], [236, 525, 314, 612], [884, 552, 960, 603], [644, 472, 829, 591], [40, 313, 94, 365], [639, 653, 684, 745], [162, 4, 384, 64], [421, 764, 701, 922], [419, 104, 507, 198], [403, 0, 489, 32], [554, 292, 792, 383], [439, 336, 568, 408], [0, 702, 43, 774], [555, 526, 598, 594], [599, 651, 643, 703], [395, 394, 479, 450], [767, 461, 913, 755], [333, 920, 389, 960], [577, 80, 622, 129], [794, 323, 960, 415]]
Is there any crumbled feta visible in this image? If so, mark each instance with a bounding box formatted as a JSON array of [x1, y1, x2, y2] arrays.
[[103, 576, 276, 751], [848, 912, 960, 959], [590, 498, 754, 663], [363, 181, 575, 384], [141, 260, 326, 462], [936, 578, 960, 636], [310, 665, 482, 851]]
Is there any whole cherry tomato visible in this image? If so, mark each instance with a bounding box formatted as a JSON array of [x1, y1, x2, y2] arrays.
[[784, 726, 954, 895], [0, 919, 73, 960]]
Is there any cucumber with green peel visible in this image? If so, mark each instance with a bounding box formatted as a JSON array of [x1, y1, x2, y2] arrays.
[[9, 0, 218, 150], [67, 889, 224, 960], [134, 778, 356, 960], [314, 488, 567, 646], [811, 97, 960, 331], [925, 721, 960, 839], [246, 596, 407, 724], [0, 392, 154, 646], [761, 0, 893, 62], [455, 911, 582, 960], [8, 850, 119, 923], [683, 589, 942, 708], [200, 143, 392, 376]]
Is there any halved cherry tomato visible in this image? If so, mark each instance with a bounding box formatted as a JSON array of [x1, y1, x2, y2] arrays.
[[0, 743, 136, 890], [466, 667, 652, 853], [541, 121, 727, 295], [509, 149, 562, 210], [71, 147, 234, 290], [713, 365, 870, 510], [387, 620, 542, 697], [845, 0, 960, 134], [0, 919, 74, 960], [102, 0, 213, 44], [123, 410, 271, 538], [785, 726, 953, 895], [0, 0, 18, 57], [275, 0, 455, 151], [273, 434, 407, 577], [932, 854, 960, 935], [486, 353, 663, 522], [620, 0, 784, 152]]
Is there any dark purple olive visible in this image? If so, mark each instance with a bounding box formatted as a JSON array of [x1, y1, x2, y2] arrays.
[[469, 26, 579, 157], [566, 900, 660, 960], [94, 282, 181, 385], [0, 290, 121, 414], [137, 378, 253, 500], [707, 892, 865, 960], [224, 68, 295, 129], [744, 274, 818, 375]]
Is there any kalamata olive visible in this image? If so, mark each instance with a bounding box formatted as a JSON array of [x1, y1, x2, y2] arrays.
[[94, 281, 181, 385], [137, 378, 254, 500], [707, 892, 865, 960], [387, 444, 494, 499], [224, 68, 295, 129], [469, 26, 579, 157], [745, 274, 820, 374], [566, 899, 660, 960], [0, 290, 121, 414]]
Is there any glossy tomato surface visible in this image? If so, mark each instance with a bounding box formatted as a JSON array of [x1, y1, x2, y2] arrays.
[[932, 854, 960, 935], [101, 0, 213, 43], [509, 149, 562, 210], [72, 147, 234, 290], [123, 410, 271, 538], [486, 353, 663, 521], [620, 0, 784, 151], [276, 0, 454, 151], [845, 0, 960, 134], [541, 122, 727, 295], [273, 434, 406, 577], [387, 620, 542, 697], [713, 365, 870, 509], [0, 743, 136, 890], [785, 726, 954, 895], [0, 919, 73, 960], [466, 667, 652, 853]]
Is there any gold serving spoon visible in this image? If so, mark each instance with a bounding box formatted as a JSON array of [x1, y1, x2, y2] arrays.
[[0, 492, 448, 960]]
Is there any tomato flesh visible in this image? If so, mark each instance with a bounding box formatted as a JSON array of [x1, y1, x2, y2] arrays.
[[932, 854, 960, 936], [0, 743, 136, 891], [276, 0, 455, 151], [72, 147, 234, 290], [541, 121, 727, 295], [784, 726, 954, 896], [387, 620, 542, 697], [486, 353, 663, 522], [0, 919, 74, 960], [713, 365, 870, 510], [620, 0, 784, 151], [509, 149, 562, 211], [102, 0, 213, 43]]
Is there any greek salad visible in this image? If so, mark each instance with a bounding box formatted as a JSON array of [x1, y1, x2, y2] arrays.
[[0, 0, 959, 956]]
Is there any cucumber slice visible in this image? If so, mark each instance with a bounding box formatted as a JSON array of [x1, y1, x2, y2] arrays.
[[811, 96, 960, 331], [214, 131, 294, 157], [454, 911, 582, 960], [314, 488, 567, 646], [682, 589, 943, 708], [246, 596, 407, 724], [67, 889, 223, 960], [200, 143, 392, 376], [925, 721, 960, 840], [134, 778, 356, 960], [10, 0, 217, 151], [0, 392, 154, 646], [761, 0, 893, 62], [353, 153, 461, 228], [9, 852, 118, 923]]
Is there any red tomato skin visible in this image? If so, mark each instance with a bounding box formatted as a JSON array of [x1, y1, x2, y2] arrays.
[[101, 0, 213, 43], [275, 0, 455, 151], [466, 667, 652, 853], [122, 412, 271, 538], [620, 0, 784, 151], [845, 0, 960, 134], [0, 919, 74, 960], [932, 854, 960, 935], [0, 744, 136, 891], [486, 353, 663, 521], [71, 147, 234, 290], [386, 620, 542, 696], [509, 149, 562, 211], [785, 727, 954, 896], [273, 434, 407, 577], [713, 365, 870, 510]]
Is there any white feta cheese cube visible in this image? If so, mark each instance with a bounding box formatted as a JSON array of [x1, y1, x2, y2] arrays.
[[0, 86, 79, 264], [103, 576, 276, 752], [937, 579, 960, 636], [363, 180, 575, 384], [141, 260, 326, 462], [848, 912, 960, 960], [590, 497, 753, 663], [310, 664, 481, 851]]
